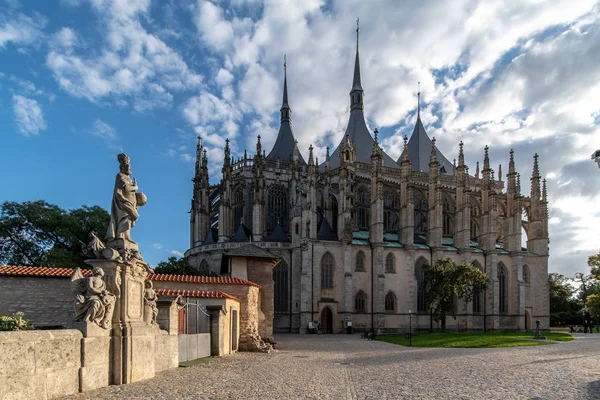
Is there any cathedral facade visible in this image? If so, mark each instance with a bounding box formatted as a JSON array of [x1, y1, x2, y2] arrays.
[[185, 31, 550, 334]]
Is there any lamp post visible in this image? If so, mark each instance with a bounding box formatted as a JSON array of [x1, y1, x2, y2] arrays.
[[408, 308, 413, 346]]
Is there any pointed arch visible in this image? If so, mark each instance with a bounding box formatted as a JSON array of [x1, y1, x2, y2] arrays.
[[321, 252, 334, 289], [415, 256, 429, 312], [232, 185, 245, 232], [385, 253, 395, 273], [414, 189, 428, 234], [330, 194, 339, 232], [471, 260, 483, 314], [523, 264, 530, 285], [199, 259, 209, 276], [384, 189, 399, 231], [273, 260, 289, 312], [355, 290, 367, 313], [470, 198, 482, 241], [442, 193, 455, 236], [267, 184, 288, 232], [355, 251, 366, 272], [385, 291, 397, 312], [498, 262, 508, 314], [355, 186, 370, 230]]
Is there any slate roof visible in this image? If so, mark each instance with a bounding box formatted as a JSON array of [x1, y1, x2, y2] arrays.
[[317, 217, 338, 241], [226, 244, 279, 260], [400, 116, 454, 174], [325, 35, 398, 170], [155, 288, 241, 302], [148, 273, 261, 288], [230, 222, 252, 243], [202, 227, 218, 245], [266, 65, 306, 165], [265, 222, 290, 242]]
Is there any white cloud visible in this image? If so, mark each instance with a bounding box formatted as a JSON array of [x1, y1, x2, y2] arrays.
[[12, 95, 45, 136], [0, 12, 46, 48], [91, 118, 118, 147], [152, 243, 163, 249], [53, 27, 77, 50], [170, 250, 184, 257]]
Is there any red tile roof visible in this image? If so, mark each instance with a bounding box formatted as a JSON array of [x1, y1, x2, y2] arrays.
[[0, 267, 261, 288], [155, 289, 240, 302], [148, 274, 261, 288], [0, 266, 91, 277]]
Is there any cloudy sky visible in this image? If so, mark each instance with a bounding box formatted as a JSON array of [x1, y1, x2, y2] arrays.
[[0, 0, 599, 274]]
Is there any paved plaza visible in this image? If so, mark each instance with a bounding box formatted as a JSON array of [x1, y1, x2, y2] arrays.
[[65, 334, 600, 400]]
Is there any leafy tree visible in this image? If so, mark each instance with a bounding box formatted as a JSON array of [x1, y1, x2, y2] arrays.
[[154, 256, 199, 275], [574, 272, 600, 303], [548, 273, 581, 326], [588, 252, 600, 281], [586, 294, 600, 323], [0, 200, 109, 268], [425, 258, 489, 332]]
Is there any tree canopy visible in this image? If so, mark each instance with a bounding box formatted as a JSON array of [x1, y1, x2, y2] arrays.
[[0, 200, 109, 268], [588, 252, 600, 281], [153, 256, 200, 276], [425, 258, 489, 331]]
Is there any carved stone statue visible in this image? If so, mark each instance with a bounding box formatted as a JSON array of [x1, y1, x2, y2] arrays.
[[71, 266, 116, 329], [82, 232, 121, 260], [143, 280, 158, 326], [106, 152, 147, 244]]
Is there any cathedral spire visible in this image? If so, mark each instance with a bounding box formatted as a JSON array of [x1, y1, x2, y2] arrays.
[[483, 145, 490, 171], [350, 18, 364, 111], [280, 55, 290, 123], [458, 140, 464, 167], [195, 135, 203, 177], [531, 153, 541, 198], [475, 161, 480, 178]]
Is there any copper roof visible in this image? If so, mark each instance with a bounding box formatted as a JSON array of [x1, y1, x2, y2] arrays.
[[148, 274, 261, 288], [155, 289, 240, 302], [0, 266, 91, 277]]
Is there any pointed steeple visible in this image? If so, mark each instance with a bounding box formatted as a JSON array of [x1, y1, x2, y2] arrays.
[[351, 18, 363, 94], [266, 58, 306, 165], [531, 153, 541, 198], [475, 161, 480, 178], [458, 141, 464, 167], [483, 145, 490, 171], [195, 135, 204, 177]]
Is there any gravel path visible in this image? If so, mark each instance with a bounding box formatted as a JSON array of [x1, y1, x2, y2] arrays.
[[63, 333, 600, 400]]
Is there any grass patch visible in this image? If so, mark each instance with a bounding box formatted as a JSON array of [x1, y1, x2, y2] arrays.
[[179, 356, 220, 367], [377, 331, 574, 348]]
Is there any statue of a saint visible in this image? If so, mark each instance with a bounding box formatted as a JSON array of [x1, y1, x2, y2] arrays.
[[106, 152, 147, 244], [71, 266, 116, 329], [143, 280, 158, 326]]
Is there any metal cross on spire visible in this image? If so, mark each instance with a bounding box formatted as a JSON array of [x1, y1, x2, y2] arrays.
[[417, 81, 421, 118]]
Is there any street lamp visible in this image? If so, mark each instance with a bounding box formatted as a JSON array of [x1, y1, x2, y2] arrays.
[[408, 308, 413, 346], [592, 149, 600, 169]]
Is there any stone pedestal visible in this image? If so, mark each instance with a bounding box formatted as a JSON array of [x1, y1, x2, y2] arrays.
[[87, 253, 156, 385], [72, 321, 111, 392]]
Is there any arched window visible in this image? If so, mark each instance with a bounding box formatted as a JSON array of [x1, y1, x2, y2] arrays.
[[199, 259, 209, 276], [385, 253, 395, 273], [442, 194, 455, 236], [384, 190, 399, 231], [472, 260, 483, 314], [355, 290, 367, 313], [321, 253, 334, 289], [414, 190, 428, 235], [385, 292, 396, 312], [498, 263, 508, 314], [415, 257, 428, 312], [232, 186, 244, 232], [330, 194, 339, 232], [471, 201, 481, 241], [355, 187, 370, 230], [523, 265, 530, 285], [273, 261, 289, 312], [355, 251, 366, 272], [267, 185, 288, 232]]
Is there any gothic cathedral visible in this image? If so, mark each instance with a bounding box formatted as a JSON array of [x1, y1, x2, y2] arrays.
[[185, 29, 549, 334]]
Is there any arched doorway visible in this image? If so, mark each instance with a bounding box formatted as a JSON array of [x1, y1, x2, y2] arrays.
[[525, 309, 532, 331], [320, 307, 333, 334]]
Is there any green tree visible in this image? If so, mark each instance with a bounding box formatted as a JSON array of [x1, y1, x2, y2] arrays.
[[588, 252, 600, 281], [574, 272, 600, 303], [548, 273, 580, 326], [0, 200, 110, 268], [154, 256, 199, 275], [425, 258, 489, 332], [586, 294, 600, 323]]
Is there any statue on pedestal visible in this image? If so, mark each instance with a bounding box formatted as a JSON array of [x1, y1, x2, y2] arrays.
[[144, 280, 158, 326], [106, 152, 147, 245], [71, 266, 116, 329]]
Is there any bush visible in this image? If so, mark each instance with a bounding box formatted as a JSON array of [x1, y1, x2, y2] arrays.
[[0, 312, 34, 331]]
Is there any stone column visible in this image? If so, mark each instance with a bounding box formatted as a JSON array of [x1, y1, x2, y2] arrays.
[[207, 305, 226, 356]]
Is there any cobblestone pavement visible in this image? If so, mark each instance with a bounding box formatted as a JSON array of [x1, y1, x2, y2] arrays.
[[64, 333, 600, 400]]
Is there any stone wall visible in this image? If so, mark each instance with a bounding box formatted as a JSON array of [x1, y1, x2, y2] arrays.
[[246, 259, 274, 340], [0, 277, 72, 328], [0, 330, 82, 400]]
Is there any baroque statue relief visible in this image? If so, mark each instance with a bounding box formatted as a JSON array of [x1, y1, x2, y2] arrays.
[[144, 280, 158, 326], [106, 152, 147, 245], [71, 266, 116, 329]]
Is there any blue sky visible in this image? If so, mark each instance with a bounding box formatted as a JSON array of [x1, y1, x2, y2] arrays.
[[1, 0, 599, 275]]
